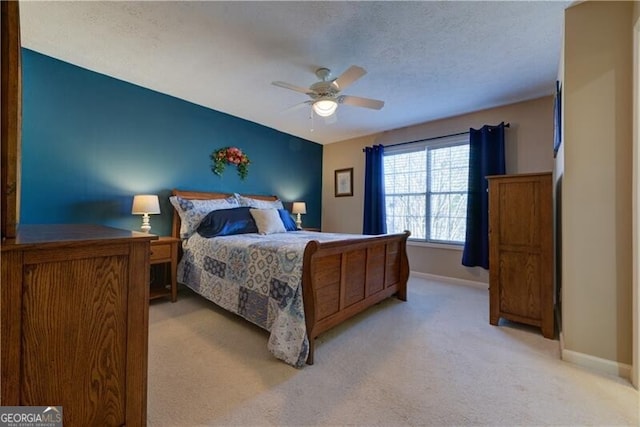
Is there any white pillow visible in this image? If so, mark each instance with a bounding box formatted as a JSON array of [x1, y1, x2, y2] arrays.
[[235, 193, 284, 210], [250, 208, 286, 235], [169, 195, 238, 239]]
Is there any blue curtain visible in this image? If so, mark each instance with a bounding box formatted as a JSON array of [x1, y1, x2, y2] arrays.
[[363, 144, 387, 235], [462, 123, 506, 269]]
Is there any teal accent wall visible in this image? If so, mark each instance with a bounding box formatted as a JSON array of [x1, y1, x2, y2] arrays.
[[21, 49, 322, 235]]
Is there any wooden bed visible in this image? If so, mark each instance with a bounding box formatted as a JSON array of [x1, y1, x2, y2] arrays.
[[171, 189, 410, 365]]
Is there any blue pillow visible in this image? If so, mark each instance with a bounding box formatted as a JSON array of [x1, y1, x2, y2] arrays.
[[197, 207, 258, 238], [278, 209, 298, 231]]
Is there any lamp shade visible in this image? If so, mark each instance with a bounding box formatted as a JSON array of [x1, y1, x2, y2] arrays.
[[131, 195, 160, 215], [292, 202, 307, 215], [312, 98, 338, 117]]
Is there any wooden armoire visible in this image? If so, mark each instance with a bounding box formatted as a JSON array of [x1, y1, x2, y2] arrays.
[[487, 172, 554, 338], [1, 5, 154, 425]]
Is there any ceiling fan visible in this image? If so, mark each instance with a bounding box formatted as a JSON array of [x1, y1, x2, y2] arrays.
[[272, 65, 384, 118]]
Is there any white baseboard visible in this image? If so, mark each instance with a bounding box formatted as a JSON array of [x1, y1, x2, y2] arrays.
[[560, 338, 632, 381], [410, 271, 488, 290]]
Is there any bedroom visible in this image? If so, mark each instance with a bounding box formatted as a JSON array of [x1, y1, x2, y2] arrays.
[[2, 1, 638, 425]]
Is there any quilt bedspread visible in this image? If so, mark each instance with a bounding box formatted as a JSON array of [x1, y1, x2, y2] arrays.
[[177, 231, 367, 367]]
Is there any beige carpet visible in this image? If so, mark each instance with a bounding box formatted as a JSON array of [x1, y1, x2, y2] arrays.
[[148, 276, 638, 426]]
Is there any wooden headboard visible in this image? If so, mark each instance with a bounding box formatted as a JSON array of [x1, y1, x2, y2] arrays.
[[170, 189, 279, 239]]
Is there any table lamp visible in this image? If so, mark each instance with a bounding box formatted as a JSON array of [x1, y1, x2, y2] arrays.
[[132, 194, 160, 233], [291, 201, 307, 229]]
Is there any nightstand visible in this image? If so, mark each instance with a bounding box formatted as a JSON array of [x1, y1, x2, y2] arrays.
[[301, 227, 321, 232], [149, 236, 180, 302]]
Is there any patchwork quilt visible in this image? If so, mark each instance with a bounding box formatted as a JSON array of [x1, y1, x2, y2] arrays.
[[177, 231, 367, 367]]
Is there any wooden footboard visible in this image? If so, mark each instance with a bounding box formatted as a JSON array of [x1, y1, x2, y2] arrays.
[[301, 231, 410, 364]]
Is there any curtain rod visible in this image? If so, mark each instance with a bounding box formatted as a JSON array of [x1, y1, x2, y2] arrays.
[[367, 122, 510, 151]]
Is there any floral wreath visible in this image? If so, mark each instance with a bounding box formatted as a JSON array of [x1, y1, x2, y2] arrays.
[[210, 146, 250, 180]]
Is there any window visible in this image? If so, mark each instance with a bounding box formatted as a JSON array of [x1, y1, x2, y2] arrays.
[[384, 136, 469, 244]]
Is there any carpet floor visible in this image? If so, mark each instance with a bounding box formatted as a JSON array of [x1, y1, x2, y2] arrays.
[[148, 275, 638, 426]]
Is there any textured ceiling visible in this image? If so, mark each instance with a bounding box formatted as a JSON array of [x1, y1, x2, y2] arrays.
[[19, 1, 571, 145]]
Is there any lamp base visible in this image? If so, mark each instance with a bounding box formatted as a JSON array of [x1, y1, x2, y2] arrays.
[[140, 213, 152, 233], [295, 213, 302, 230]]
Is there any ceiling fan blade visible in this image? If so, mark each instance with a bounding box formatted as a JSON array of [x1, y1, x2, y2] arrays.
[[272, 81, 312, 95], [282, 100, 312, 113], [334, 66, 366, 91], [339, 95, 384, 110]]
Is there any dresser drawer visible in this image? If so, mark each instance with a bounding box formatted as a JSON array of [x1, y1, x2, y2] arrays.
[[150, 243, 171, 261]]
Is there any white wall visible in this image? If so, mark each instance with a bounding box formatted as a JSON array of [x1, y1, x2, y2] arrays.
[[323, 96, 554, 283], [561, 0, 633, 375]]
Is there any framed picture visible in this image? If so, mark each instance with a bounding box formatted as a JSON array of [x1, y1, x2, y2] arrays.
[[553, 80, 562, 157], [334, 168, 353, 197]]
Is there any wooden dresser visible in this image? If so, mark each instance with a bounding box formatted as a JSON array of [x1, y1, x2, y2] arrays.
[[1, 224, 156, 426], [487, 172, 554, 338]]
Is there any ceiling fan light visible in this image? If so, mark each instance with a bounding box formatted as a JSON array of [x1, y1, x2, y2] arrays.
[[312, 98, 338, 117]]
